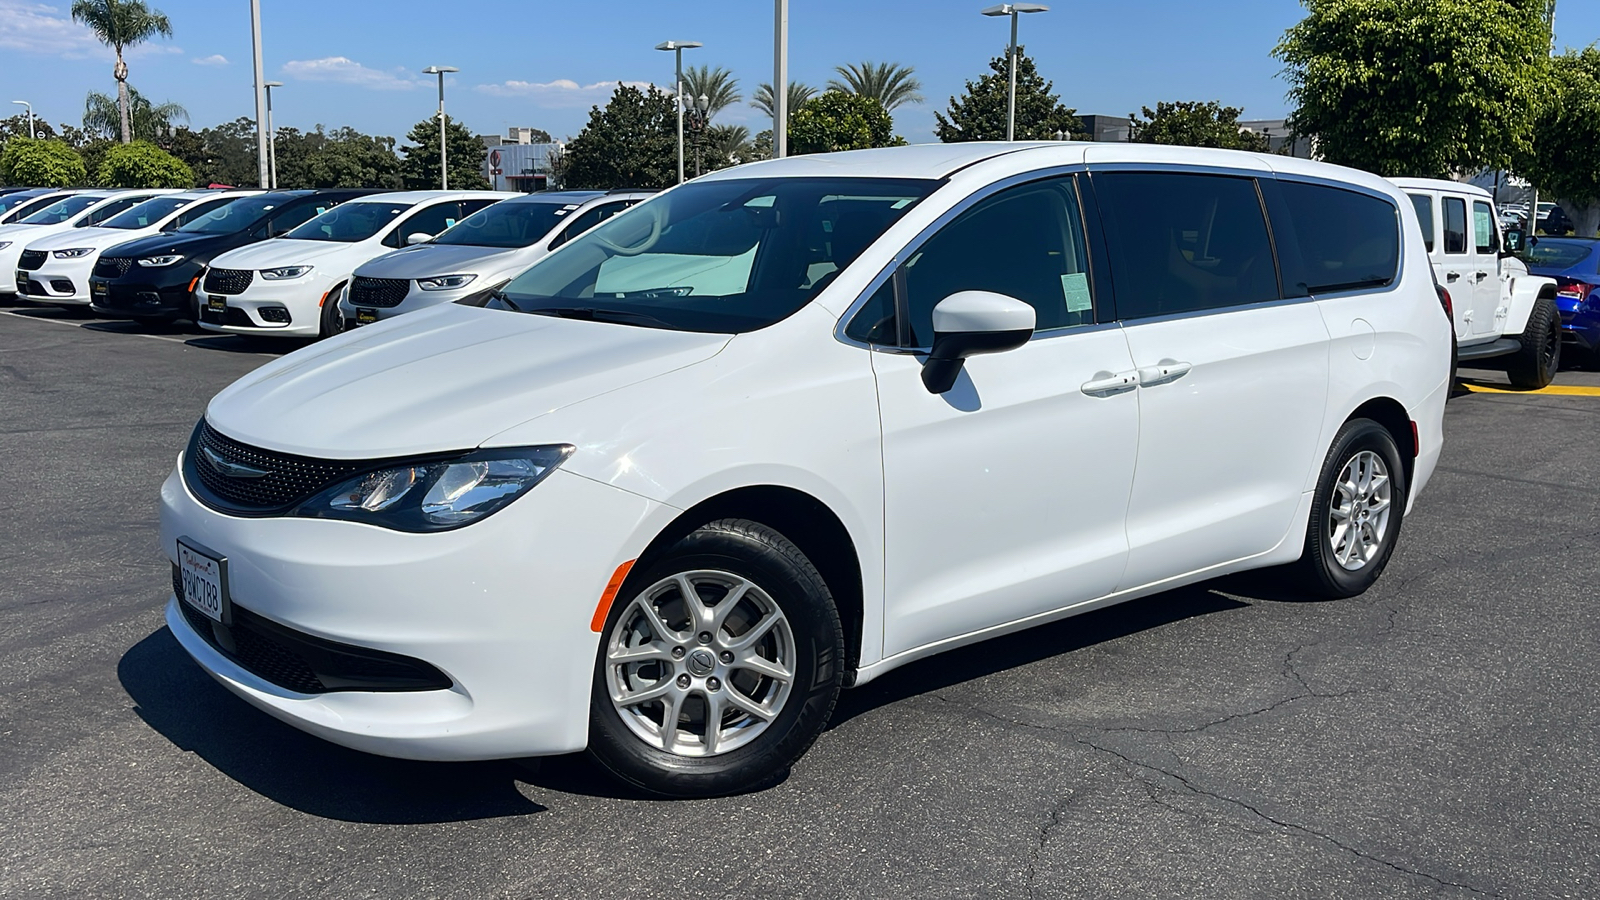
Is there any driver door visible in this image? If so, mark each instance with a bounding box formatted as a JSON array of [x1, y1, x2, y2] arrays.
[[861, 175, 1140, 658]]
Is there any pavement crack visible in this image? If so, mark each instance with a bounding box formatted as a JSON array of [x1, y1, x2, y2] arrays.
[[1023, 795, 1069, 900]]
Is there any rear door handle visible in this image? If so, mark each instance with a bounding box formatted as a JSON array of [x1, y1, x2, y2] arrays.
[[1081, 370, 1139, 396], [1137, 360, 1192, 387], [1446, 272, 1461, 282], [1475, 272, 1489, 281]]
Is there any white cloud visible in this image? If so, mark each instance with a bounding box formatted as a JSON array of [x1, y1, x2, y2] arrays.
[[281, 57, 422, 91], [192, 54, 229, 67], [474, 79, 656, 108], [0, 0, 114, 58]]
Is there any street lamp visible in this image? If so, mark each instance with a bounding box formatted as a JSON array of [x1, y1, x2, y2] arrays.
[[773, 0, 788, 159], [11, 101, 34, 139], [685, 94, 711, 177], [654, 40, 703, 184], [981, 3, 1049, 141], [249, 0, 269, 188], [264, 81, 282, 189], [422, 65, 459, 190]]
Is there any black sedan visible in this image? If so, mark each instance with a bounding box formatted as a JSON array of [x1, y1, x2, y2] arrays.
[[89, 188, 380, 324]]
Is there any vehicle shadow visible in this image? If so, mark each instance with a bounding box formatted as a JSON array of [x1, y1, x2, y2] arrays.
[[119, 627, 547, 823]]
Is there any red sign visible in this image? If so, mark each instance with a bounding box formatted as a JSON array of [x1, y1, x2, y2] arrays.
[[490, 149, 502, 166]]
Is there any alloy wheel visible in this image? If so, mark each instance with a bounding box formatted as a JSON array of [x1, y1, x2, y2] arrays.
[[1327, 449, 1393, 571]]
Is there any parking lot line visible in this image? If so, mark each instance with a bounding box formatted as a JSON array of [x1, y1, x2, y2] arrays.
[[1, 310, 193, 344], [1461, 382, 1600, 397]]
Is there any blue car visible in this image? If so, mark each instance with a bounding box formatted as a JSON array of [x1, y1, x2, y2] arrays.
[[1524, 237, 1600, 366]]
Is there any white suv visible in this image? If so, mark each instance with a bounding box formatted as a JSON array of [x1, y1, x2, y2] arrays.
[[0, 189, 174, 294], [160, 144, 1449, 797]]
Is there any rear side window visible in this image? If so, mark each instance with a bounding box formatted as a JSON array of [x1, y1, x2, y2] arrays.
[[1094, 172, 1279, 320], [1472, 201, 1497, 254], [1442, 197, 1467, 255], [1274, 181, 1399, 295], [1409, 194, 1434, 253]]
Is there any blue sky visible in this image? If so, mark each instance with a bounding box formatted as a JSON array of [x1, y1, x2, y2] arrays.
[[3, 0, 1598, 147]]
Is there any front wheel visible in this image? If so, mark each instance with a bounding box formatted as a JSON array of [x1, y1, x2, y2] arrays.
[[1288, 419, 1408, 599], [588, 519, 844, 798], [1505, 296, 1561, 389], [318, 283, 346, 339]]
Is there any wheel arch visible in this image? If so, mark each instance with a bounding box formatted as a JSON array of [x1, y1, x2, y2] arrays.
[[1346, 396, 1415, 491], [633, 485, 866, 685], [1505, 276, 1558, 336]]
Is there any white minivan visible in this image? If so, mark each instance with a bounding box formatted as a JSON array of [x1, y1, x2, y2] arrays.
[[160, 143, 1450, 797]]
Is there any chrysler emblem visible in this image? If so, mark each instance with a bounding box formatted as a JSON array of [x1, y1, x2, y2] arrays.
[[201, 445, 270, 479]]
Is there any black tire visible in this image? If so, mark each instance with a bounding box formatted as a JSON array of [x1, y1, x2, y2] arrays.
[[588, 518, 844, 798], [1289, 419, 1408, 599], [318, 282, 346, 339], [1505, 296, 1561, 389]]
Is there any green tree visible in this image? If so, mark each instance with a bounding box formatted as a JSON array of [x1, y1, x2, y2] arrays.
[[0, 138, 89, 187], [788, 91, 904, 155], [681, 65, 742, 117], [1275, 0, 1550, 177], [558, 84, 677, 190], [277, 126, 401, 189], [935, 46, 1084, 141], [750, 81, 817, 119], [1128, 100, 1270, 151], [186, 117, 261, 187], [97, 139, 194, 187], [70, 0, 175, 145], [1519, 46, 1600, 237], [828, 61, 924, 112], [399, 115, 490, 190], [0, 115, 59, 145], [705, 124, 754, 167], [83, 85, 187, 142]]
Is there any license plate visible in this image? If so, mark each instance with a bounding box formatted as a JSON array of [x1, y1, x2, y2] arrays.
[[91, 281, 109, 297], [207, 294, 227, 313], [356, 307, 378, 325], [176, 539, 230, 624]]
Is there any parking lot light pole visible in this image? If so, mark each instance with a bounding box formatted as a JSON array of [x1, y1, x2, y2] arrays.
[[264, 82, 282, 189], [249, 0, 269, 188], [981, 3, 1049, 141], [422, 66, 459, 190], [11, 101, 34, 139], [655, 40, 703, 184], [774, 0, 788, 158]]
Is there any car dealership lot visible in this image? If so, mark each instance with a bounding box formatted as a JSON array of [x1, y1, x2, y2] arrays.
[[1, 307, 1597, 898]]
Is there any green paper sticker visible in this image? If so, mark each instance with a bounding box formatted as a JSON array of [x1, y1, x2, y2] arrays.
[[1061, 273, 1092, 312]]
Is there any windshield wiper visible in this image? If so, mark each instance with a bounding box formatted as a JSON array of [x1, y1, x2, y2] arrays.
[[486, 289, 525, 312], [527, 305, 677, 329]]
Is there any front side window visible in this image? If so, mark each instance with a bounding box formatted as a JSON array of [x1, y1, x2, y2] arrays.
[[103, 196, 192, 229], [1472, 201, 1497, 254], [19, 194, 101, 225], [287, 201, 409, 243], [1409, 194, 1435, 253], [1442, 197, 1467, 255], [1094, 172, 1279, 319], [1275, 181, 1399, 295], [384, 201, 470, 248], [496, 176, 935, 333]]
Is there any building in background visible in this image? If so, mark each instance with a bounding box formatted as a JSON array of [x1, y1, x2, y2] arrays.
[[479, 128, 563, 193], [1237, 119, 1313, 159], [1078, 114, 1131, 143]]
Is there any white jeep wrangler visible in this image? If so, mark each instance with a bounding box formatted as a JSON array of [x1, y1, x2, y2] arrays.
[[1393, 178, 1562, 389]]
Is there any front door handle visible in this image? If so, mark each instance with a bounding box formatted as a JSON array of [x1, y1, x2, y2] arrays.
[[1476, 271, 1489, 281], [1081, 370, 1139, 396], [1137, 360, 1192, 387], [1446, 272, 1461, 282]]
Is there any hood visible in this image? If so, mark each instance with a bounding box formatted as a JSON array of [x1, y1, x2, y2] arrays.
[[205, 302, 730, 458], [98, 230, 235, 261], [27, 225, 159, 251], [209, 238, 362, 271], [0, 222, 54, 240], [355, 243, 525, 280]]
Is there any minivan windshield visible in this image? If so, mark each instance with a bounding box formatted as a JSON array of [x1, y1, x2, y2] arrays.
[[19, 194, 102, 225], [433, 201, 576, 249], [103, 196, 192, 229], [176, 194, 283, 234], [286, 201, 408, 242], [494, 177, 936, 333]]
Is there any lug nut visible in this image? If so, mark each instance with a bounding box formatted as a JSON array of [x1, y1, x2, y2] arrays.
[[676, 674, 691, 688], [706, 677, 720, 692], [697, 632, 712, 645], [671, 646, 686, 659], [720, 650, 734, 664]]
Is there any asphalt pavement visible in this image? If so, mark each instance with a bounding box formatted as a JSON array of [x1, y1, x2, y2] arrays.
[[1, 304, 1597, 899]]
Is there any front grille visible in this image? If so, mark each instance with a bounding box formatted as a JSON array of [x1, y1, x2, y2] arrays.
[[184, 421, 367, 513], [349, 276, 410, 308], [173, 563, 451, 694], [203, 267, 253, 295], [18, 250, 46, 271], [94, 257, 134, 278]]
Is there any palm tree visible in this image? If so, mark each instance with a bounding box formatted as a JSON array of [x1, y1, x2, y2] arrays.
[[750, 81, 818, 120], [70, 0, 174, 144], [827, 62, 924, 112], [705, 124, 752, 166], [680, 65, 741, 118], [84, 86, 187, 142]]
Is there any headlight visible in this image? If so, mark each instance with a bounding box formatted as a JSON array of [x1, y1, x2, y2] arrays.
[[416, 274, 477, 291], [52, 248, 95, 259], [293, 445, 573, 532], [260, 265, 313, 280], [137, 254, 184, 267]]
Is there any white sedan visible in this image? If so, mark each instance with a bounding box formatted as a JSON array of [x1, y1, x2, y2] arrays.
[[197, 190, 514, 339]]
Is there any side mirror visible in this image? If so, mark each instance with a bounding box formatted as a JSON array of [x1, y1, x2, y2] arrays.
[[405, 232, 433, 246], [921, 291, 1036, 394], [1501, 229, 1523, 256]]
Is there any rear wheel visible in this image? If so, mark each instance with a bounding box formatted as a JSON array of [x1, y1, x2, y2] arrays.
[[588, 518, 844, 798], [1505, 296, 1561, 389], [1289, 419, 1408, 599]]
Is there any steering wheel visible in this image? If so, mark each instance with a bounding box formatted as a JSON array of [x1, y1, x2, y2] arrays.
[[589, 208, 664, 257]]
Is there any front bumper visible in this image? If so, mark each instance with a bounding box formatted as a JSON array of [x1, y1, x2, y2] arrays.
[[339, 283, 466, 327], [19, 255, 95, 305], [159, 459, 662, 760], [89, 271, 201, 319], [1556, 298, 1599, 351], [196, 274, 333, 337]]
